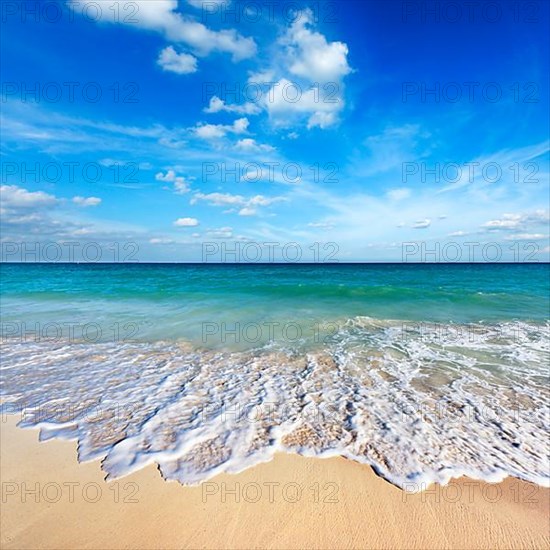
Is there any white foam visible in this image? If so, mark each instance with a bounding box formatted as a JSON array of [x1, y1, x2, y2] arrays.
[[1, 319, 548, 490]]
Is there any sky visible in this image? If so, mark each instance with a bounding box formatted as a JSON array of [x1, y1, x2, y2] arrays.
[[1, 0, 549, 262]]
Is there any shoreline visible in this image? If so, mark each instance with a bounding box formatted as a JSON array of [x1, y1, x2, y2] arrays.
[[2, 416, 549, 550]]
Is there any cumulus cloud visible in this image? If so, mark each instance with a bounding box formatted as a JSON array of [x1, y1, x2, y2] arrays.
[[72, 196, 102, 207], [157, 46, 197, 74], [0, 185, 143, 248], [156, 170, 190, 194], [261, 78, 345, 129], [412, 219, 431, 229], [482, 213, 522, 230], [258, 10, 351, 129], [202, 10, 352, 129], [1, 184, 58, 209], [174, 217, 199, 227], [481, 211, 549, 231], [282, 10, 352, 82], [234, 138, 274, 152], [193, 117, 249, 140], [238, 207, 256, 216], [68, 0, 256, 62], [204, 96, 261, 115]]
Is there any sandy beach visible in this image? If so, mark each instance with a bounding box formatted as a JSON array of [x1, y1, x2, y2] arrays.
[[1, 415, 548, 550]]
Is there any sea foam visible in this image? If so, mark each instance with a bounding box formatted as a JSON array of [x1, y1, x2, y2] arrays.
[[1, 318, 548, 491]]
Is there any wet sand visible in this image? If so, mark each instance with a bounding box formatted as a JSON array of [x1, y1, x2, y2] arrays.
[[1, 415, 548, 549]]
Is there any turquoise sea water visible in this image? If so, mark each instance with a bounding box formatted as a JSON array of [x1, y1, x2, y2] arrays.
[[1, 263, 549, 347], [1, 263, 549, 490]]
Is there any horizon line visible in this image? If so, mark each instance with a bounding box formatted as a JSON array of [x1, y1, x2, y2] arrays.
[[1, 262, 549, 266]]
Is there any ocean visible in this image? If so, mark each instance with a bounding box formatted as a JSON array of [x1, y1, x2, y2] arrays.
[[1, 263, 549, 490]]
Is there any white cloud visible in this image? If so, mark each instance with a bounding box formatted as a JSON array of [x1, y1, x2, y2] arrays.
[[0, 185, 149, 249], [159, 137, 187, 149], [263, 78, 343, 130], [191, 192, 243, 206], [482, 218, 520, 230], [206, 226, 233, 238], [283, 10, 351, 82], [307, 111, 337, 130], [204, 96, 260, 115], [524, 210, 550, 224], [193, 117, 249, 140], [386, 188, 411, 201], [156, 170, 190, 194], [480, 211, 549, 231], [246, 10, 351, 130], [150, 237, 175, 244], [157, 46, 197, 74], [191, 192, 285, 215], [238, 207, 256, 216], [412, 219, 431, 229], [174, 217, 199, 227], [0, 185, 58, 208], [69, 0, 256, 61], [234, 138, 274, 152], [72, 196, 102, 207]]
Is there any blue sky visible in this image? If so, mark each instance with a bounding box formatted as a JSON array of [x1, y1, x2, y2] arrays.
[[1, 0, 549, 261]]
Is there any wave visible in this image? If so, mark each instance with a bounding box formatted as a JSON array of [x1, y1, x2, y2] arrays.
[[1, 317, 549, 491]]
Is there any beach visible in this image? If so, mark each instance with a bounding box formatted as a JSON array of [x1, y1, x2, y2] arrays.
[[2, 0, 549, 546], [1, 414, 549, 550], [1, 263, 549, 549]]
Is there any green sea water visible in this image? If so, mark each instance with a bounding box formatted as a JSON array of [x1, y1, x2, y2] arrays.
[[1, 263, 548, 348]]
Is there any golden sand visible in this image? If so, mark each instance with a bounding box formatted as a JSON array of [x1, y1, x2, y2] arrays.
[[1, 415, 548, 550]]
